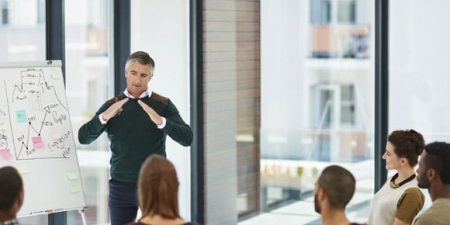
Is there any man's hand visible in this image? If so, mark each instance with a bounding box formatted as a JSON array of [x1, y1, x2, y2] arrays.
[[102, 98, 129, 122], [137, 100, 163, 126]]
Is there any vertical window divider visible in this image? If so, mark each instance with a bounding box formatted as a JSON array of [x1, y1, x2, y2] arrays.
[[113, 0, 130, 95], [46, 0, 67, 224], [375, 0, 389, 191], [190, 0, 204, 223]]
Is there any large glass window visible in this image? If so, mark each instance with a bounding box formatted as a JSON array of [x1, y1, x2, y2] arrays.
[[241, 1, 375, 224], [0, 0, 45, 62], [130, 0, 191, 220], [389, 0, 450, 208], [0, 1, 47, 224], [65, 0, 112, 224]]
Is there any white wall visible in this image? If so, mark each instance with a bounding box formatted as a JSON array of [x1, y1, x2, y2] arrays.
[[130, 0, 191, 220]]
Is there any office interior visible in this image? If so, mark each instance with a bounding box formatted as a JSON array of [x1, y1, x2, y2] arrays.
[[1, 0, 449, 224]]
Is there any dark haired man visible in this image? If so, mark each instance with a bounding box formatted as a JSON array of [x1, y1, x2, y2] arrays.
[[414, 142, 450, 225], [314, 165, 365, 225], [78, 51, 193, 225], [0, 166, 24, 225]]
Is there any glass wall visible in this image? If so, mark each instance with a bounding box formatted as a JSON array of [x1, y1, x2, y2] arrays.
[[130, 0, 191, 220], [241, 0, 375, 224], [65, 0, 112, 224], [0, 1, 47, 224], [389, 0, 450, 208], [0, 0, 45, 62], [389, 1, 450, 142]]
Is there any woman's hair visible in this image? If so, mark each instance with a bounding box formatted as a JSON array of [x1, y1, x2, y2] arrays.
[[388, 129, 425, 166], [0, 166, 23, 211], [138, 155, 180, 219]]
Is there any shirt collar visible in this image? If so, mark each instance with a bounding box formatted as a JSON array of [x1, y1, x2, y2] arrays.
[[123, 89, 152, 99]]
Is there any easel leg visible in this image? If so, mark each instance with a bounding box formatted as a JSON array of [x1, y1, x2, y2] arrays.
[[78, 208, 88, 225]]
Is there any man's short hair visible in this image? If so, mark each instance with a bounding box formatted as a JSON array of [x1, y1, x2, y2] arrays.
[[0, 166, 23, 211], [424, 142, 450, 184], [125, 51, 155, 73], [317, 165, 356, 209]]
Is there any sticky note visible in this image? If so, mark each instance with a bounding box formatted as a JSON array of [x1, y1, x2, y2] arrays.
[[16, 110, 27, 123], [66, 172, 78, 180], [51, 73, 60, 80], [66, 172, 80, 193], [32, 136, 44, 149], [69, 179, 80, 193], [0, 148, 11, 160]]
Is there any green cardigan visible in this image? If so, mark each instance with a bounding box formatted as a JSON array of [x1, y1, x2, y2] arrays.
[[78, 93, 192, 183]]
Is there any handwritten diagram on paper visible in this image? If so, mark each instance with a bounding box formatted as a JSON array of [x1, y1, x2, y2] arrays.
[[0, 67, 73, 160]]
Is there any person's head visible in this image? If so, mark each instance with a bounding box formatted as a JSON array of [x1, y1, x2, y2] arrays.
[[0, 166, 24, 220], [138, 155, 180, 219], [124, 51, 155, 98], [314, 165, 355, 214], [417, 142, 450, 190], [383, 129, 424, 170]]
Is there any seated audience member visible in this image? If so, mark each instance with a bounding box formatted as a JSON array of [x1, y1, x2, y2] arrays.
[[0, 166, 24, 225], [414, 142, 450, 225], [127, 155, 199, 225], [367, 130, 425, 225], [314, 165, 365, 225]]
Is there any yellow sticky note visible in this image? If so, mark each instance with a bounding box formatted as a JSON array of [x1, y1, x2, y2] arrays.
[[51, 73, 60, 80], [68, 179, 80, 193], [66, 172, 78, 180]]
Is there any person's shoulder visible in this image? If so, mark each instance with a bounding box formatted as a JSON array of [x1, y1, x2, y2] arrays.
[[105, 94, 127, 105], [150, 92, 169, 107], [403, 187, 423, 196], [413, 213, 432, 225]]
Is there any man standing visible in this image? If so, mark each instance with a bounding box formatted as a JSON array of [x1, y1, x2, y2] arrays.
[[0, 166, 24, 225], [78, 51, 193, 225], [414, 142, 450, 225], [314, 165, 365, 225]]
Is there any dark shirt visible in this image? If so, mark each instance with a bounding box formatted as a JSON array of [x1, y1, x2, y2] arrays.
[[78, 93, 193, 182]]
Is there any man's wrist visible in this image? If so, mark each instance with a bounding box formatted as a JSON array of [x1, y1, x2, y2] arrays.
[[99, 113, 108, 124], [157, 117, 166, 129]]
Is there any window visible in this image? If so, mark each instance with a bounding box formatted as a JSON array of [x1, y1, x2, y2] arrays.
[[310, 0, 357, 24], [313, 83, 355, 128], [0, 1, 46, 224], [249, 0, 375, 224], [130, 0, 191, 220], [389, 0, 450, 207], [64, 0, 112, 224], [0, 0, 45, 62]]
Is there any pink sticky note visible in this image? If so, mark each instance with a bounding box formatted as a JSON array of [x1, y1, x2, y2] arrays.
[[32, 136, 45, 149], [0, 149, 11, 160]]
